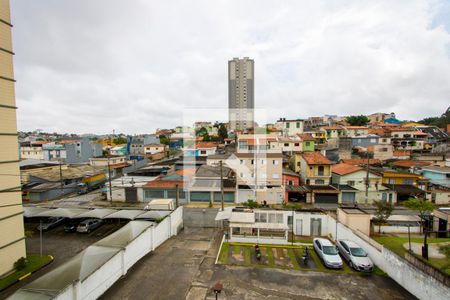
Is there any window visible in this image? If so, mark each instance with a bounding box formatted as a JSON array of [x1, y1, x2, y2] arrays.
[[200, 150, 206, 155], [403, 179, 413, 185], [318, 166, 325, 176], [273, 160, 279, 165], [240, 160, 244, 165], [251, 159, 254, 165], [286, 123, 290, 128], [315, 179, 324, 185], [431, 193, 436, 203], [370, 138, 376, 143], [294, 143, 299, 147], [347, 181, 355, 186], [255, 212, 267, 223], [305, 141, 310, 146], [260, 159, 265, 165], [296, 122, 300, 128], [284, 143, 289, 147], [388, 179, 396, 184], [287, 180, 294, 186], [240, 172, 244, 178]]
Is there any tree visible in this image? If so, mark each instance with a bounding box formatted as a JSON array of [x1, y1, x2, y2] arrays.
[[113, 137, 127, 145], [218, 124, 228, 142], [196, 127, 211, 141], [373, 200, 394, 234], [345, 115, 370, 126], [402, 198, 435, 233], [159, 135, 170, 145]]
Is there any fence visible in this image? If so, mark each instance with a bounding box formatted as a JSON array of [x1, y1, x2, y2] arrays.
[[327, 216, 450, 300], [9, 206, 184, 300]]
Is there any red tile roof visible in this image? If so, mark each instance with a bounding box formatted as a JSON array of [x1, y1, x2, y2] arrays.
[[144, 180, 184, 189], [393, 150, 411, 157], [322, 126, 343, 130], [175, 168, 196, 178], [342, 158, 381, 165], [195, 142, 217, 149], [110, 163, 129, 169], [332, 163, 364, 175], [302, 152, 332, 165], [297, 133, 315, 141], [343, 126, 369, 129], [392, 160, 431, 168]]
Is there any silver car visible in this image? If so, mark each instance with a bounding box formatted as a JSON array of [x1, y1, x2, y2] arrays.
[[313, 238, 343, 269], [77, 219, 103, 233], [337, 239, 373, 272]]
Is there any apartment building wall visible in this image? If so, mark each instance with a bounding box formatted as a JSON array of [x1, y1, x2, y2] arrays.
[[0, 0, 27, 275], [20, 145, 44, 160], [228, 57, 254, 131]]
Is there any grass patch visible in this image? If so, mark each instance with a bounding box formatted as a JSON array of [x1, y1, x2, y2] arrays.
[[288, 249, 299, 269], [266, 247, 275, 266], [374, 236, 450, 275], [218, 243, 229, 264], [233, 245, 241, 255], [0, 255, 53, 291], [245, 247, 251, 264]]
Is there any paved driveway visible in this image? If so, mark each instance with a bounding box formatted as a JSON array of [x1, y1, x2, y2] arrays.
[[100, 227, 415, 300]]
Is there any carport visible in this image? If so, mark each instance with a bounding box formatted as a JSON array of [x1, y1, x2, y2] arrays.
[[75, 208, 118, 219], [309, 186, 339, 204], [23, 206, 52, 218], [103, 210, 146, 220], [34, 208, 90, 219], [135, 210, 170, 220], [95, 221, 155, 248]]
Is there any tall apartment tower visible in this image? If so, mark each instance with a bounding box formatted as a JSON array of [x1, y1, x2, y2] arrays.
[[0, 0, 27, 275], [228, 57, 254, 131]]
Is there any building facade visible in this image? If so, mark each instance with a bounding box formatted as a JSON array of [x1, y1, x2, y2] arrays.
[[0, 0, 27, 275], [228, 57, 254, 131]]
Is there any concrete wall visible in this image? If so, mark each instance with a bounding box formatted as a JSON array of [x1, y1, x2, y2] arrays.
[[327, 217, 450, 300], [18, 207, 184, 300]]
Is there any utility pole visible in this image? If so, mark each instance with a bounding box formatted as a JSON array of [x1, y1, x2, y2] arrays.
[[107, 153, 112, 204], [175, 184, 180, 208], [220, 160, 224, 211], [365, 153, 369, 205], [59, 158, 63, 197]]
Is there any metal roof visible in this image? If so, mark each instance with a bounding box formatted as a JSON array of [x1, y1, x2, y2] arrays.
[[34, 208, 90, 218], [135, 210, 170, 220], [23, 207, 51, 218], [75, 208, 118, 219], [103, 210, 146, 220], [95, 221, 154, 248]]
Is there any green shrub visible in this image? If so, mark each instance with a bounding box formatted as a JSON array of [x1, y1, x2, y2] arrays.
[[14, 257, 27, 271], [242, 200, 259, 209]]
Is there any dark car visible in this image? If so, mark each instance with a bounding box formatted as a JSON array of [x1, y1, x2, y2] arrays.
[[37, 217, 66, 231], [64, 219, 82, 233]]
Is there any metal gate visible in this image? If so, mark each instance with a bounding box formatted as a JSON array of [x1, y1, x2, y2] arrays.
[[125, 187, 138, 202], [342, 192, 356, 205], [310, 218, 321, 236], [315, 193, 338, 204]]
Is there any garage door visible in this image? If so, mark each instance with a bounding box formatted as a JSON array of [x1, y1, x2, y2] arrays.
[[342, 192, 356, 205], [315, 193, 338, 204]]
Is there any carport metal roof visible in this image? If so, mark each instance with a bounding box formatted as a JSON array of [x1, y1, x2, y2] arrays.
[[34, 208, 90, 219], [134, 210, 170, 220], [22, 206, 51, 218], [95, 220, 154, 248], [75, 208, 118, 219], [102, 209, 146, 220], [8, 245, 121, 300]]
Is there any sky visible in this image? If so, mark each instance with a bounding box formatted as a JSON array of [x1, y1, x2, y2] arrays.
[[10, 0, 450, 134]]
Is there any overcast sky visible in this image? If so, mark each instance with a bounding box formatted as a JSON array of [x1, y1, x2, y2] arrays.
[[11, 0, 450, 134]]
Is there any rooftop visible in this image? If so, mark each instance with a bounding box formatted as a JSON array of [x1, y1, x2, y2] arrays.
[[332, 163, 363, 175], [302, 152, 332, 165]]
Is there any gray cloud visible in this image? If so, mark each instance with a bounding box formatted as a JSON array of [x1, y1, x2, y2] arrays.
[[11, 0, 450, 134]]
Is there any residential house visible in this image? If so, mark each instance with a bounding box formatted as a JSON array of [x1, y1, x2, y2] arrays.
[[109, 144, 128, 156], [298, 134, 315, 152], [42, 139, 102, 163], [368, 112, 395, 125], [351, 135, 379, 148], [233, 152, 284, 204], [300, 152, 339, 204], [428, 187, 450, 205], [282, 168, 301, 202], [183, 142, 217, 157], [388, 128, 426, 150], [332, 163, 394, 205], [412, 153, 447, 167], [237, 134, 279, 153], [432, 208, 450, 237], [392, 150, 411, 160], [19, 141, 47, 160], [415, 126, 449, 145], [321, 126, 344, 140], [367, 144, 393, 161], [275, 118, 304, 136], [343, 126, 369, 137], [277, 137, 302, 153], [187, 165, 236, 203], [304, 130, 327, 148], [420, 166, 450, 188], [144, 143, 168, 160], [89, 156, 127, 167], [109, 175, 158, 203], [129, 134, 160, 156]]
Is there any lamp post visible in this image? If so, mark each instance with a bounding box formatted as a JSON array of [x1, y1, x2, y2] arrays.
[[213, 281, 223, 300]]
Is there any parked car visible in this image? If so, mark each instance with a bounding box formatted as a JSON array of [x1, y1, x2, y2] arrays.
[[337, 239, 374, 272], [313, 238, 343, 269], [76, 219, 103, 233], [64, 219, 82, 233], [37, 217, 66, 231]]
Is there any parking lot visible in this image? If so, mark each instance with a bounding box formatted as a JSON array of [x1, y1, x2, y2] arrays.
[[99, 227, 415, 300], [0, 219, 126, 299]]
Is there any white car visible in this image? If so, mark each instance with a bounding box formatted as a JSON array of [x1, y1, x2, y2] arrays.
[[337, 240, 374, 272], [313, 238, 343, 269]]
